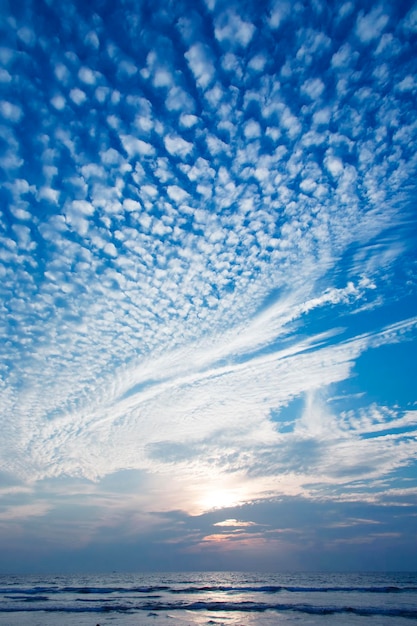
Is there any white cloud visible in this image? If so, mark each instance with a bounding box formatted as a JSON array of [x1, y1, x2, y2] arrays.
[[69, 88, 87, 105], [243, 119, 262, 139], [120, 135, 155, 158], [64, 200, 95, 236], [356, 7, 390, 43], [123, 198, 141, 212], [205, 133, 230, 157], [222, 52, 243, 79], [165, 85, 195, 113], [249, 54, 267, 72], [396, 75, 415, 92], [50, 94, 66, 110], [103, 242, 118, 257], [214, 11, 255, 48], [313, 107, 331, 126], [301, 77, 325, 99], [37, 186, 60, 203], [85, 30, 100, 49], [403, 5, 417, 34], [78, 66, 97, 85], [167, 185, 189, 203], [153, 67, 174, 88], [11, 224, 33, 250], [118, 59, 137, 78], [0, 100, 22, 122], [268, 0, 291, 29], [179, 113, 199, 128], [213, 518, 258, 528], [100, 147, 124, 166], [17, 26, 36, 46], [164, 134, 194, 159], [324, 154, 344, 177], [0, 503, 52, 521], [0, 68, 11, 83], [279, 106, 301, 137], [53, 62, 71, 85], [331, 43, 355, 69], [185, 43, 215, 89]]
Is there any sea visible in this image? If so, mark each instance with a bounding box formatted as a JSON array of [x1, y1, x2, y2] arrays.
[[0, 571, 416, 625]]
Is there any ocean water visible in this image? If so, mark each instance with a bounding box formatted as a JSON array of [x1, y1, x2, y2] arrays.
[[0, 571, 416, 625]]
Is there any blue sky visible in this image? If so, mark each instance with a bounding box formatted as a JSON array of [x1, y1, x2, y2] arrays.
[[1, 0, 417, 573]]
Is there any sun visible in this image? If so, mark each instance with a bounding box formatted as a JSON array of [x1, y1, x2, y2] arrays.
[[198, 487, 245, 513]]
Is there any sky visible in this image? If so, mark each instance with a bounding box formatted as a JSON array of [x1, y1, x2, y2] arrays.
[[0, 0, 417, 574]]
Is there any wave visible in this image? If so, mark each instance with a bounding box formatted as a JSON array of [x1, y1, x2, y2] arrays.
[[2, 574, 416, 621], [2, 583, 417, 595], [169, 584, 417, 594], [1, 599, 417, 619]]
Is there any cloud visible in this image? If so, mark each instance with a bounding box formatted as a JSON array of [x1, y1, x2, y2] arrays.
[[214, 11, 256, 48], [185, 43, 216, 89], [0, 100, 23, 122], [0, 503, 52, 521], [0, 0, 416, 571], [69, 87, 87, 105], [356, 6, 390, 43], [120, 134, 155, 157], [164, 134, 194, 159], [268, 0, 291, 30], [213, 518, 259, 528]]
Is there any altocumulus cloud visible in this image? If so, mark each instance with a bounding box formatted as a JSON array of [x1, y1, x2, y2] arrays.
[[0, 0, 417, 572]]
